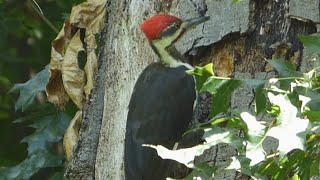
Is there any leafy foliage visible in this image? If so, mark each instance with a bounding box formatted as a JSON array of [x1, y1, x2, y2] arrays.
[[0, 102, 71, 179], [9, 66, 49, 111], [0, 0, 82, 179], [183, 164, 216, 180], [0, 150, 64, 180], [21, 105, 70, 156], [149, 44, 320, 179], [300, 34, 320, 54], [2, 0, 105, 178]]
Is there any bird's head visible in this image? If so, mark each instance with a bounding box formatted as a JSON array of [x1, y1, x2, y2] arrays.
[[141, 14, 209, 46], [140, 14, 209, 67]]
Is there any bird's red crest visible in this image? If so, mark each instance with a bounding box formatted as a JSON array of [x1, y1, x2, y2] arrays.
[[140, 14, 181, 41]]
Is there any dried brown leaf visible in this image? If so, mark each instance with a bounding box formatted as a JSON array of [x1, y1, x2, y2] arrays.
[[62, 31, 85, 109], [69, 0, 106, 34], [70, 0, 105, 97], [46, 1, 105, 109], [84, 51, 98, 99], [63, 110, 82, 160], [46, 69, 69, 108], [46, 21, 72, 108], [52, 20, 72, 55]]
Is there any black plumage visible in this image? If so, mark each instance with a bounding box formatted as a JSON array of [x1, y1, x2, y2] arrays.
[[125, 62, 196, 180]]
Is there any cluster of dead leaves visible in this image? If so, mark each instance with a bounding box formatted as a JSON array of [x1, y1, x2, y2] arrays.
[[45, 0, 106, 160]]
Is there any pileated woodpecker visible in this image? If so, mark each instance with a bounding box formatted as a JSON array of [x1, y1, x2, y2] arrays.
[[125, 14, 209, 180]]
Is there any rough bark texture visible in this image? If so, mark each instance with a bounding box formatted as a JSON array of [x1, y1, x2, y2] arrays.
[[65, 0, 320, 179], [64, 20, 109, 179]]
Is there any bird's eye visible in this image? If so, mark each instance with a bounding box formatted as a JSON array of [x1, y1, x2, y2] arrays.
[[175, 24, 180, 28]]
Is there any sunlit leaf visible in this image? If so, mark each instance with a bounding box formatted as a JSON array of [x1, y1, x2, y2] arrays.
[[296, 87, 320, 111], [267, 93, 310, 157], [9, 66, 49, 111], [309, 155, 320, 177], [267, 105, 280, 117], [254, 159, 280, 177], [187, 64, 214, 91], [299, 95, 320, 122], [304, 109, 320, 122], [226, 156, 252, 176], [226, 116, 246, 129], [241, 112, 267, 165], [146, 127, 242, 168]]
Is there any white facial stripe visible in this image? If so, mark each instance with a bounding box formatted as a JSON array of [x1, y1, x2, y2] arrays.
[[152, 23, 192, 68]]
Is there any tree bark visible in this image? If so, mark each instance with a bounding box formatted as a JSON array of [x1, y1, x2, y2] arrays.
[[65, 0, 319, 179]]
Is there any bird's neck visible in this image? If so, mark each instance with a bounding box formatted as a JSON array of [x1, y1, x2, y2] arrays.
[[151, 43, 192, 69]]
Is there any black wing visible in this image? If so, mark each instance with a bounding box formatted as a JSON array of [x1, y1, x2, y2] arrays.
[[125, 62, 195, 180]]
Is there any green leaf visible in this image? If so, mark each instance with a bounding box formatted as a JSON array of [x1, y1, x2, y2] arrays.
[[240, 112, 267, 165], [304, 109, 320, 122], [202, 77, 241, 117], [9, 66, 49, 111], [226, 116, 246, 130], [187, 64, 214, 92], [0, 103, 70, 179], [240, 79, 266, 115], [183, 164, 215, 180], [300, 34, 320, 54], [290, 174, 301, 180], [255, 85, 267, 114], [267, 93, 310, 157], [309, 156, 320, 177], [267, 105, 280, 117], [0, 151, 64, 180], [278, 149, 317, 180], [296, 87, 320, 111], [201, 76, 265, 117], [267, 59, 302, 89], [267, 59, 300, 78], [21, 106, 70, 155], [185, 116, 230, 135], [299, 104, 320, 122], [255, 159, 280, 177], [49, 171, 65, 180], [203, 127, 243, 149]]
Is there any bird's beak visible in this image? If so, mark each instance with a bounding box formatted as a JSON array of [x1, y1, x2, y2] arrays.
[[183, 16, 210, 30]]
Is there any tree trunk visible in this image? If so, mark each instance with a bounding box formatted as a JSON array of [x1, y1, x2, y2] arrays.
[[65, 0, 319, 179]]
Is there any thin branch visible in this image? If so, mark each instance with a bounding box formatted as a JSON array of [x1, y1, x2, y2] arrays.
[[29, 0, 59, 34]]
